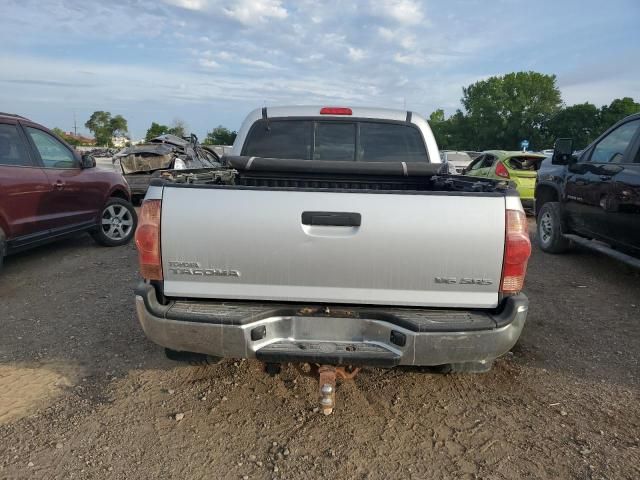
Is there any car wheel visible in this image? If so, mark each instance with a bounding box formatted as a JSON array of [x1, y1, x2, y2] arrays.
[[91, 197, 138, 247], [537, 202, 571, 253]]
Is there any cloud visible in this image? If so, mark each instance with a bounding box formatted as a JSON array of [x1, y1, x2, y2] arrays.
[[348, 47, 367, 61], [1, 0, 638, 140], [223, 0, 288, 24], [162, 0, 288, 24], [238, 58, 280, 69], [1, 79, 95, 88], [199, 50, 281, 71], [163, 0, 209, 10], [393, 52, 423, 65], [198, 58, 220, 69], [370, 0, 425, 25], [378, 27, 395, 41], [377, 27, 416, 49], [294, 53, 325, 64]]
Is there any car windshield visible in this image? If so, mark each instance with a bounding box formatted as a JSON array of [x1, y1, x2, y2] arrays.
[[243, 119, 429, 162]]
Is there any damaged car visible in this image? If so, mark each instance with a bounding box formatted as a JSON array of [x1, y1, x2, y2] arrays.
[[463, 150, 546, 210], [113, 134, 220, 200]]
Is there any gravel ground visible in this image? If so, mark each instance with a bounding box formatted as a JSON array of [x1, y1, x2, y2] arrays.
[[0, 220, 638, 480]]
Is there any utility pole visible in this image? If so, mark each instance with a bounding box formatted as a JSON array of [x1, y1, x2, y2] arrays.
[[73, 111, 77, 136]]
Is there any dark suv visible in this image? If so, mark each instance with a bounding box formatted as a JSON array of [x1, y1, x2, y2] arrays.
[[535, 113, 640, 266], [0, 113, 137, 270]]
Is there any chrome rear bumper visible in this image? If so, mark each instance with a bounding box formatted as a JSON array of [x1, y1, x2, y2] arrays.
[[135, 283, 528, 367]]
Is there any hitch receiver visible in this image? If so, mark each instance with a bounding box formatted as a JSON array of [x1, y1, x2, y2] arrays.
[[317, 365, 360, 415]]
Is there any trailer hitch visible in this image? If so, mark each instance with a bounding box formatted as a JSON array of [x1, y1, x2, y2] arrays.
[[317, 365, 360, 415]]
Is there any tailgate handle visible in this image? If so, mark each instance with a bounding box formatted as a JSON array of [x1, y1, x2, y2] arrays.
[[301, 211, 361, 227]]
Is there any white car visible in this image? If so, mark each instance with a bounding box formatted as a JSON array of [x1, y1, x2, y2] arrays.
[[440, 150, 474, 174]]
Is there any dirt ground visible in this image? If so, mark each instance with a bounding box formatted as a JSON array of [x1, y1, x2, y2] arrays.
[[0, 220, 638, 480]]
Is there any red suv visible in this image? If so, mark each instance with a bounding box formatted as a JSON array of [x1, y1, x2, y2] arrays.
[[0, 113, 137, 270]]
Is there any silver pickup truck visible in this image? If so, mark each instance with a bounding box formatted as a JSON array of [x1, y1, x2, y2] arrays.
[[134, 106, 531, 412]]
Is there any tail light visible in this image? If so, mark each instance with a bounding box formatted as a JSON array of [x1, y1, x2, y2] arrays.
[[495, 162, 510, 178], [320, 107, 352, 115], [500, 209, 531, 293], [135, 199, 162, 280]]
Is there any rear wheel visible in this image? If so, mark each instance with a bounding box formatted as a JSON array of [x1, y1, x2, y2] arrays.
[[537, 202, 572, 253], [91, 197, 138, 247]]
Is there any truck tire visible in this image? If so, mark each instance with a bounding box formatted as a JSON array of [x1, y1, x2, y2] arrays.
[[537, 202, 572, 253], [91, 197, 138, 247]]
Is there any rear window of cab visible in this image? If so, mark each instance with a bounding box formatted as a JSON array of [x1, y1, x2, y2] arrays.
[[242, 119, 429, 163]]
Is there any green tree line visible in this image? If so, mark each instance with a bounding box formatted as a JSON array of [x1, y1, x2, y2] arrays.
[[429, 71, 640, 151], [59, 111, 238, 148], [144, 122, 237, 145]]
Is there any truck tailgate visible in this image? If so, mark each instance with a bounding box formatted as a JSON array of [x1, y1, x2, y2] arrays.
[[160, 186, 506, 308]]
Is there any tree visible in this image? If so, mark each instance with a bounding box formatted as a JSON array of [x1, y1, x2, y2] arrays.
[[428, 109, 447, 147], [427, 109, 475, 151], [52, 127, 68, 140], [204, 126, 237, 145], [110, 115, 128, 137], [546, 103, 600, 149], [144, 119, 188, 142], [429, 109, 445, 123], [461, 71, 562, 150], [145, 122, 170, 141], [446, 111, 474, 150], [52, 127, 82, 146], [167, 119, 188, 138], [427, 75, 638, 152], [598, 97, 640, 131], [85, 111, 128, 146]]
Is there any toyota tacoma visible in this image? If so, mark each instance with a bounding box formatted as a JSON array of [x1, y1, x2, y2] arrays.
[[134, 106, 531, 412]]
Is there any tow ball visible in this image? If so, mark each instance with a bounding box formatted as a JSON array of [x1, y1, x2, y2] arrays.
[[265, 362, 360, 414], [317, 365, 360, 415]]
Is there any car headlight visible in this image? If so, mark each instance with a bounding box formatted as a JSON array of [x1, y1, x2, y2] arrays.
[[173, 158, 186, 170]]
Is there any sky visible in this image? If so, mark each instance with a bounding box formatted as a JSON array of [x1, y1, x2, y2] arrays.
[[1, 0, 639, 141]]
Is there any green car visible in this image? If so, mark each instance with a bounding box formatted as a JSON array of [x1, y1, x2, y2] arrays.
[[463, 150, 546, 209]]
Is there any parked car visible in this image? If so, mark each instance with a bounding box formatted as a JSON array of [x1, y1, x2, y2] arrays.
[[535, 113, 640, 267], [112, 134, 220, 200], [464, 150, 546, 209], [134, 106, 531, 413], [0, 112, 137, 270], [440, 150, 473, 174]]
